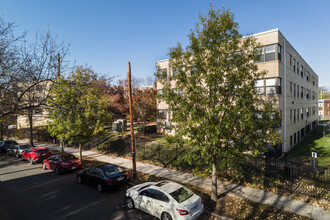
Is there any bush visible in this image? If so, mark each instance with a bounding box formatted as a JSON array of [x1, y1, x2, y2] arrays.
[[137, 125, 157, 133]]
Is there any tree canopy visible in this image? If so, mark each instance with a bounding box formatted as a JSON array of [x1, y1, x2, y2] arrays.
[[157, 7, 282, 200], [48, 66, 112, 159]]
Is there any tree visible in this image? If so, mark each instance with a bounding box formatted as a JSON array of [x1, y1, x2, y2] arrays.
[[319, 86, 330, 99], [48, 66, 112, 159], [158, 7, 282, 201]]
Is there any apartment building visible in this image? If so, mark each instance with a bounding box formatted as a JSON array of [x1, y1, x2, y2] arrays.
[[156, 29, 319, 155], [318, 99, 330, 120]]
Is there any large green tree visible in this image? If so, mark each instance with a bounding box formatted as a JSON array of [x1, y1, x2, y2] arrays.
[[158, 7, 282, 201], [48, 66, 112, 159]]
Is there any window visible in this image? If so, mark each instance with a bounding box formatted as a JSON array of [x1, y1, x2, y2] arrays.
[[300, 65, 303, 77], [255, 47, 264, 63], [153, 190, 170, 202], [290, 135, 292, 147], [313, 92, 315, 100], [319, 111, 323, 116], [293, 84, 296, 97], [319, 103, 322, 107], [297, 62, 299, 74], [296, 85, 299, 98], [297, 109, 299, 122], [312, 76, 315, 85], [301, 108, 304, 120], [265, 45, 276, 61], [290, 55, 292, 67], [290, 109, 292, 121], [294, 109, 296, 123], [157, 109, 167, 119], [278, 44, 282, 61], [294, 133, 296, 144], [290, 82, 292, 94], [255, 78, 281, 95], [293, 58, 296, 71], [157, 69, 167, 79], [306, 108, 309, 117], [306, 89, 309, 99], [306, 71, 309, 81], [298, 131, 300, 142], [172, 68, 178, 77], [301, 86, 303, 98]]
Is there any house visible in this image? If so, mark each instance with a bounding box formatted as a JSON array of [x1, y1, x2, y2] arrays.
[[318, 99, 330, 120]]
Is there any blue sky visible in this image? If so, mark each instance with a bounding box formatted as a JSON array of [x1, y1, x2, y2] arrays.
[[1, 0, 329, 87]]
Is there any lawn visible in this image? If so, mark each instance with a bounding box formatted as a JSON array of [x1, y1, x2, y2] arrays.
[[287, 127, 330, 167]]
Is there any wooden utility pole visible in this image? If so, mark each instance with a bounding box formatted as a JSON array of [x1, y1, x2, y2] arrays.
[[57, 53, 61, 78], [128, 62, 136, 179]]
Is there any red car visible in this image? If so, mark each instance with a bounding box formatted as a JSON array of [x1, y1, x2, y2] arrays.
[[42, 153, 81, 175], [21, 147, 52, 165]]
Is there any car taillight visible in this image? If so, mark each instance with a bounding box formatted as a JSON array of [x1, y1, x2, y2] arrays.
[[107, 178, 113, 183], [201, 199, 203, 204], [176, 209, 189, 215]]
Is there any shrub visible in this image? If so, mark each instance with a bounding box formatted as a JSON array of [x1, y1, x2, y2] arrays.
[[137, 125, 157, 133]]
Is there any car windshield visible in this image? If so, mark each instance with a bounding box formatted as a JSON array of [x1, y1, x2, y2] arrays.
[[103, 166, 123, 177], [170, 187, 194, 203], [35, 149, 49, 153], [62, 155, 77, 161]]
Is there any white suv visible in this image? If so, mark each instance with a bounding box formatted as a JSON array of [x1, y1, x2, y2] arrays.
[[126, 180, 204, 220]]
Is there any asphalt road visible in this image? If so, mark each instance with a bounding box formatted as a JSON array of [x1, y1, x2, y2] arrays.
[[0, 154, 157, 220]]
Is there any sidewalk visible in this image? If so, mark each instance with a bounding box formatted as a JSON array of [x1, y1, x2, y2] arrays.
[[26, 141, 329, 220]]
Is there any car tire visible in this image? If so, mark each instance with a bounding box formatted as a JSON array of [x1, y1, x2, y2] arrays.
[[77, 176, 83, 184], [54, 167, 60, 175], [42, 163, 46, 170], [30, 158, 34, 165], [96, 183, 103, 193], [161, 212, 172, 220], [126, 197, 135, 209]]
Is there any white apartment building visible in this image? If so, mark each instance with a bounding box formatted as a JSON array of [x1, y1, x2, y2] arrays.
[[156, 29, 319, 155]]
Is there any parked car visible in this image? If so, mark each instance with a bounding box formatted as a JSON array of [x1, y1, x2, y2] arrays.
[[126, 180, 204, 220], [42, 153, 81, 175], [0, 140, 18, 153], [77, 164, 129, 192], [21, 147, 52, 164], [6, 144, 32, 157]]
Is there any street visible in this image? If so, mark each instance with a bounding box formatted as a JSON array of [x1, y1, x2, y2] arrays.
[[0, 154, 157, 220]]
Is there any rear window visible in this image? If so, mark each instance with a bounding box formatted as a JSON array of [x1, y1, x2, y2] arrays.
[[35, 149, 49, 153], [103, 166, 123, 177], [61, 155, 77, 161], [170, 187, 193, 203]]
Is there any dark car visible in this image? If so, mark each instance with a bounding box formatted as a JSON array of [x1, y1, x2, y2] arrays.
[[0, 140, 18, 153], [77, 164, 129, 192], [6, 144, 32, 157], [42, 153, 81, 175]]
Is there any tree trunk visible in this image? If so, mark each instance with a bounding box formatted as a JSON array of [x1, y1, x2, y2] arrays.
[[79, 143, 82, 160], [211, 155, 218, 201], [60, 140, 64, 154], [0, 121, 3, 140], [28, 108, 34, 146], [142, 121, 146, 134]]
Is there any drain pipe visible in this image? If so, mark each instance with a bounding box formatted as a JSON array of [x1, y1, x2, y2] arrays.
[[283, 38, 287, 153]]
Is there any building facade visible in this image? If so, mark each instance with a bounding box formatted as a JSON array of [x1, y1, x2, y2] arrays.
[[156, 29, 319, 154], [318, 99, 330, 120]]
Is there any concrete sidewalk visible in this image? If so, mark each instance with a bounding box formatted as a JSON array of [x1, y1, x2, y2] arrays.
[[26, 141, 329, 220]]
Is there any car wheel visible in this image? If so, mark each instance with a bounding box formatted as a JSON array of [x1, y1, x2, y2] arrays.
[[30, 158, 34, 165], [42, 163, 46, 170], [54, 167, 60, 175], [126, 197, 135, 209], [96, 183, 103, 193], [77, 176, 83, 184], [161, 212, 172, 220]]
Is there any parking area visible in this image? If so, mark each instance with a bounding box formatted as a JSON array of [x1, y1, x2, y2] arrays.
[[0, 154, 157, 220]]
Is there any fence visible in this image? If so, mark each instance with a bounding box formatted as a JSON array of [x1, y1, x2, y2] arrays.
[[225, 155, 330, 200]]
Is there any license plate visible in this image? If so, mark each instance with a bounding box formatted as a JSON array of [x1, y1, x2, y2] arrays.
[[117, 176, 124, 181], [72, 167, 76, 170], [42, 154, 46, 156], [191, 204, 199, 213]]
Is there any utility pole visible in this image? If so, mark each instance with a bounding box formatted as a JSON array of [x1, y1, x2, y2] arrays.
[[57, 53, 61, 78], [128, 62, 136, 179], [57, 53, 64, 153]]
